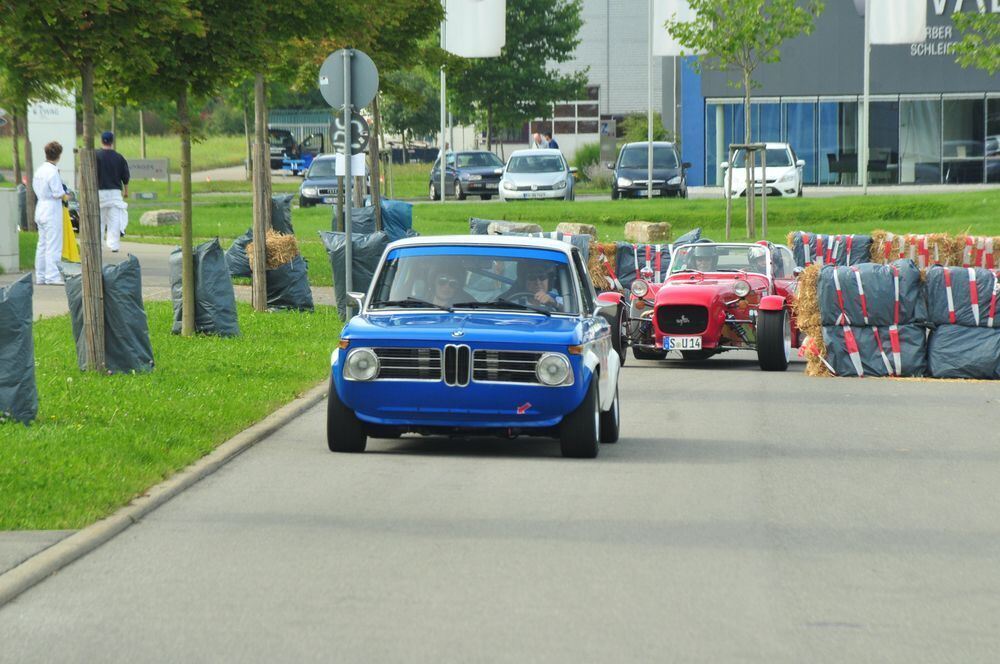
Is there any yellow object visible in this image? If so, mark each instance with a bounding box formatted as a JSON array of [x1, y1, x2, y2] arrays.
[[62, 207, 80, 263]]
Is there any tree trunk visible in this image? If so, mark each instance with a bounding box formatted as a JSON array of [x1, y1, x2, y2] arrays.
[[22, 107, 36, 231], [487, 106, 493, 150], [178, 89, 195, 337], [11, 111, 22, 191], [139, 109, 147, 158], [242, 84, 252, 181], [79, 60, 107, 372], [111, 105, 117, 137], [370, 96, 383, 231], [743, 70, 754, 239], [250, 72, 270, 312]]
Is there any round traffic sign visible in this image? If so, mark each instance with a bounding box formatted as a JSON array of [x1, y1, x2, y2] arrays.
[[318, 49, 379, 110], [331, 112, 371, 155]]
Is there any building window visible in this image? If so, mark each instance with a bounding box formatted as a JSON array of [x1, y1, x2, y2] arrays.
[[868, 101, 899, 185], [819, 101, 858, 185], [943, 98, 985, 183], [784, 102, 817, 184], [987, 97, 999, 184], [899, 98, 942, 184]]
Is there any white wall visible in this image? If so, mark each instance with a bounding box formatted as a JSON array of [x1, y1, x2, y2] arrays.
[[28, 93, 77, 190]]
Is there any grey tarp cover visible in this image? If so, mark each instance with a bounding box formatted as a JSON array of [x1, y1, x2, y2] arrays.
[[928, 325, 1000, 379], [319, 231, 390, 318], [790, 232, 872, 268], [615, 242, 672, 289], [925, 266, 999, 327], [348, 206, 378, 235], [271, 194, 294, 235], [672, 227, 702, 247], [0, 274, 37, 423], [66, 256, 155, 374], [380, 200, 415, 241], [225, 228, 253, 278], [492, 230, 591, 262], [170, 239, 240, 336], [821, 324, 928, 377], [266, 255, 314, 311], [469, 217, 502, 235], [818, 260, 927, 327]]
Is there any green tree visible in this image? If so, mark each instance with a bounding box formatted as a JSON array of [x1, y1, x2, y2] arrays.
[[953, 11, 999, 75], [667, 0, 823, 237], [0, 0, 196, 370], [450, 0, 587, 147], [381, 70, 441, 154], [621, 113, 673, 144]]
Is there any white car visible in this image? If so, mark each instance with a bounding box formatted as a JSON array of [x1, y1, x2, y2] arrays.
[[500, 149, 576, 201], [721, 142, 805, 198]]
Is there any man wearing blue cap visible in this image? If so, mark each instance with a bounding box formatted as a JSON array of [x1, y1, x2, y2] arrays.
[[95, 131, 130, 252]]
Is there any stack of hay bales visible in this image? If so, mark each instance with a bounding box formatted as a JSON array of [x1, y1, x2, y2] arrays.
[[796, 260, 928, 377], [869, 231, 960, 267], [925, 267, 1000, 379], [787, 231, 872, 268]]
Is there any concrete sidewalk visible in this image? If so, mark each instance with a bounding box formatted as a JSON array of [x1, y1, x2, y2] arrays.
[[0, 240, 336, 319]]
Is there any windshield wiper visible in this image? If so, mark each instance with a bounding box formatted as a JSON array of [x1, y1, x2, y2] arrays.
[[452, 299, 551, 316], [372, 297, 451, 311]]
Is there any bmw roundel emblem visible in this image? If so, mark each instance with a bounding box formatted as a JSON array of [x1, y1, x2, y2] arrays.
[[451, 330, 465, 337]]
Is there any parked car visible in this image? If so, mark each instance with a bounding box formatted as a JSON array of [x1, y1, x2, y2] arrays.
[[282, 133, 324, 176], [428, 150, 505, 200], [327, 234, 623, 458], [609, 141, 690, 199], [643, 242, 801, 370], [299, 155, 339, 207], [499, 149, 576, 201], [722, 142, 804, 198], [268, 128, 297, 170]]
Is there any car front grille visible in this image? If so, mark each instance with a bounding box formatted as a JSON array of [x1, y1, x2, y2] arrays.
[[374, 348, 442, 380], [473, 350, 541, 384], [657, 305, 709, 335], [316, 187, 338, 195], [443, 345, 472, 386], [515, 184, 554, 191]]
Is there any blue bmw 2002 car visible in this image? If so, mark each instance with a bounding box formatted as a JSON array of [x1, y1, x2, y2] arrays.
[[328, 235, 623, 458]]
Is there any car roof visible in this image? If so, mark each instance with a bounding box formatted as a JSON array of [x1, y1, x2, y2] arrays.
[[386, 234, 574, 255], [508, 148, 564, 158]]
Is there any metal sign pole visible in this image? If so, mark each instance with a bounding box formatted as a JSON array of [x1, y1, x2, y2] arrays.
[[646, 0, 653, 199], [343, 49, 354, 320], [439, 12, 447, 204], [761, 149, 767, 239], [725, 146, 733, 241], [861, 0, 871, 195]]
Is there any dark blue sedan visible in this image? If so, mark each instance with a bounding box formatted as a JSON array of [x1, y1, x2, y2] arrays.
[[428, 151, 505, 200]]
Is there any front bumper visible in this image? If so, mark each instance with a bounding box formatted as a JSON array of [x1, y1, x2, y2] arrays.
[[500, 188, 567, 201], [461, 180, 501, 195], [729, 182, 797, 197], [618, 183, 682, 198]]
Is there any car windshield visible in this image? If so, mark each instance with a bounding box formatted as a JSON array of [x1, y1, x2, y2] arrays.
[[669, 244, 770, 275], [732, 148, 793, 168], [369, 247, 580, 315], [307, 159, 336, 178], [269, 131, 294, 149], [619, 146, 678, 169], [506, 155, 565, 174], [456, 152, 503, 169]]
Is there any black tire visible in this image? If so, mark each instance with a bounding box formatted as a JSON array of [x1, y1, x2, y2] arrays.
[[429, 183, 440, 201], [481, 195, 493, 200], [681, 350, 714, 361], [611, 188, 619, 200], [797, 185, 803, 197], [609, 305, 627, 366], [327, 377, 367, 452], [559, 378, 600, 458], [633, 347, 667, 361], [757, 308, 791, 372], [299, 199, 314, 208], [599, 384, 620, 444], [456, 182, 466, 200]]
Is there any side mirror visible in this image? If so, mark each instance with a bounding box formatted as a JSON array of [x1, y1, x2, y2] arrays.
[[720, 161, 729, 170], [605, 161, 615, 170], [569, 166, 578, 174], [796, 160, 806, 168], [682, 161, 692, 170], [348, 291, 365, 310]]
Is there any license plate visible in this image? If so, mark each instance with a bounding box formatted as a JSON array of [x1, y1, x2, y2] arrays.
[[525, 192, 547, 199], [664, 336, 702, 350], [637, 189, 661, 197], [322, 196, 335, 203], [485, 183, 498, 189]]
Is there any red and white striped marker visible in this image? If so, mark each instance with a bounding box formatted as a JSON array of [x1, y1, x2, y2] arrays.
[[943, 268, 957, 324], [968, 267, 980, 326]]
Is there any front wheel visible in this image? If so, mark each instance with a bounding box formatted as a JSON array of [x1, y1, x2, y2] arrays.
[[481, 195, 493, 200], [611, 188, 619, 200], [456, 182, 466, 200], [560, 378, 600, 458], [757, 308, 791, 371], [429, 182, 440, 201], [327, 377, 368, 452], [609, 305, 628, 366], [599, 384, 620, 444]]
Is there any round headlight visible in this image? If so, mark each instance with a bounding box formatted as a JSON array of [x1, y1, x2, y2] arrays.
[[733, 280, 751, 298], [536, 353, 571, 386], [617, 177, 633, 187], [345, 348, 379, 381], [630, 279, 649, 298], [301, 187, 318, 197]]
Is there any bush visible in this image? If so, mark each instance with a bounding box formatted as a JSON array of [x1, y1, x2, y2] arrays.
[[573, 142, 601, 173], [620, 113, 674, 144], [584, 164, 612, 189]]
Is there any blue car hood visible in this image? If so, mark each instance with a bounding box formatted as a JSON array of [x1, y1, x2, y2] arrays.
[[346, 312, 583, 347]]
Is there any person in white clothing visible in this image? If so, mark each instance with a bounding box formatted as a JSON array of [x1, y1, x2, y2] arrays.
[[32, 141, 66, 285], [95, 131, 130, 252]]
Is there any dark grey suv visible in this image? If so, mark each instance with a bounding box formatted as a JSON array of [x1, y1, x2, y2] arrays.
[[609, 141, 690, 199]]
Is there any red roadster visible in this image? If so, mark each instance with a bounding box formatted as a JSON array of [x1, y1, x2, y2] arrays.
[[638, 242, 801, 370]]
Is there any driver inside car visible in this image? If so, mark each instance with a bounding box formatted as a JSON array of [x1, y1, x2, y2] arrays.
[[687, 245, 718, 272], [504, 263, 564, 310], [747, 245, 768, 274]]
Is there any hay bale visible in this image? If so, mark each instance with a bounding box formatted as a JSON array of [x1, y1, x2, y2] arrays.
[[588, 241, 619, 291], [624, 221, 671, 244], [556, 222, 598, 238], [247, 229, 300, 271], [791, 263, 829, 376]]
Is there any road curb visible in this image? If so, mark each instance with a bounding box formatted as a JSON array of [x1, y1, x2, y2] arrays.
[[0, 380, 328, 609]]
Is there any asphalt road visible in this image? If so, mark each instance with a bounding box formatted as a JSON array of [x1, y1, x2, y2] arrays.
[[1, 353, 999, 662]]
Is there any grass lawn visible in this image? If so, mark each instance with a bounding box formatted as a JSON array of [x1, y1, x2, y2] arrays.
[[0, 302, 340, 530]]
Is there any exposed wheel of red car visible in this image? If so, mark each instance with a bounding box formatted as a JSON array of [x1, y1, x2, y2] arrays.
[[327, 376, 367, 452], [559, 377, 600, 458], [757, 308, 791, 372], [681, 350, 714, 361], [632, 347, 667, 361], [599, 384, 620, 444], [610, 305, 628, 366]]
